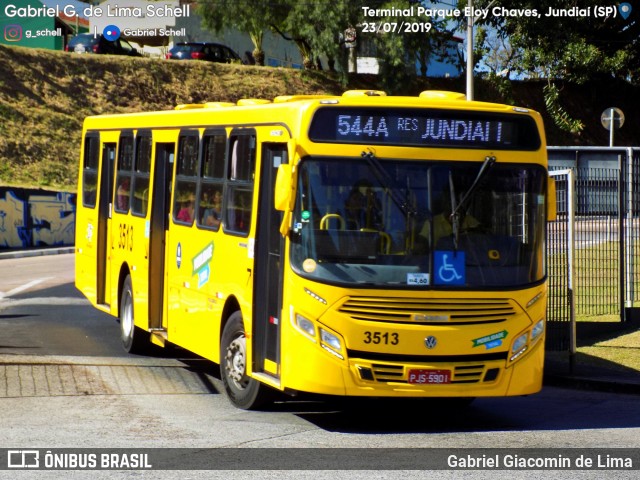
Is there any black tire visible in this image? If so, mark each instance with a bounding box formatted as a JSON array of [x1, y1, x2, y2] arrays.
[[221, 311, 272, 409], [119, 275, 148, 354]]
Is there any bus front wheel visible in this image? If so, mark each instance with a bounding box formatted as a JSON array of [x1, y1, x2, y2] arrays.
[[119, 275, 147, 354], [221, 312, 271, 409]]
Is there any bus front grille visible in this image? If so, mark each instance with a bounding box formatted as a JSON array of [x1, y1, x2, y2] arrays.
[[366, 363, 487, 384], [338, 296, 517, 324]]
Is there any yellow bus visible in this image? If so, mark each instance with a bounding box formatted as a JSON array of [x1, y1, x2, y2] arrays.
[[75, 90, 553, 409]]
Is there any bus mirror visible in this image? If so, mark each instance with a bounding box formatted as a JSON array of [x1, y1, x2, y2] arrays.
[[275, 163, 293, 212], [547, 176, 557, 222]]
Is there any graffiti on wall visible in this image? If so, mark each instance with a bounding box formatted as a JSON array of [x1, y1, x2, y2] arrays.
[[0, 187, 76, 248]]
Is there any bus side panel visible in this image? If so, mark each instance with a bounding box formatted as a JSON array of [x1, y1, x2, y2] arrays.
[[108, 131, 160, 329], [96, 137, 119, 308], [75, 196, 98, 304], [166, 223, 254, 362], [114, 212, 151, 329], [75, 131, 100, 306], [165, 128, 261, 364]]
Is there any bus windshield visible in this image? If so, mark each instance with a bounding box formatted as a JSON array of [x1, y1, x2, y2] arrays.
[[290, 157, 547, 288]]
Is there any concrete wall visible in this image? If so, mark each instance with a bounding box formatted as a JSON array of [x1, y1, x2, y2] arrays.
[[0, 187, 75, 249]]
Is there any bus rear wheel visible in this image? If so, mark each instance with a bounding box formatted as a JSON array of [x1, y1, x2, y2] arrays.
[[119, 275, 147, 354], [221, 312, 271, 409]]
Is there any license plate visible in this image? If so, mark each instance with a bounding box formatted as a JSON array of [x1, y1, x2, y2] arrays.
[[407, 369, 451, 384]]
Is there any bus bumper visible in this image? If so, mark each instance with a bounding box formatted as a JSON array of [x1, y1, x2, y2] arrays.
[[281, 332, 544, 398]]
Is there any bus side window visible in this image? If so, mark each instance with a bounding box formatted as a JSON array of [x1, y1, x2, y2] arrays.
[[197, 131, 226, 231], [82, 134, 99, 208], [225, 131, 255, 235], [131, 134, 152, 217], [227, 188, 251, 233], [115, 176, 131, 212], [198, 184, 223, 230], [173, 132, 199, 225], [114, 133, 134, 214], [229, 134, 255, 182], [174, 185, 196, 224]]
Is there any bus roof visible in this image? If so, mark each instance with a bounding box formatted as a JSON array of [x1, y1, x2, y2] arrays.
[[86, 90, 536, 120], [171, 90, 532, 113], [82, 90, 543, 145]]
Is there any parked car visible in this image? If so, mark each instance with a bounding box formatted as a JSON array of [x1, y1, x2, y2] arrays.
[[65, 33, 141, 56], [165, 42, 241, 63]]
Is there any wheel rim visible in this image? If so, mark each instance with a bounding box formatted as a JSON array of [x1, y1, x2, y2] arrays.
[[225, 334, 248, 390], [121, 291, 133, 340]]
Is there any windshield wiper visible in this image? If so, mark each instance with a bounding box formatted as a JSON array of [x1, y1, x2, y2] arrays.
[[449, 155, 496, 249], [361, 150, 417, 218]]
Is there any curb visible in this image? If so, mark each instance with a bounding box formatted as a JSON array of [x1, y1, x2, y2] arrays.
[[0, 354, 197, 368], [543, 372, 640, 396], [0, 247, 74, 260]]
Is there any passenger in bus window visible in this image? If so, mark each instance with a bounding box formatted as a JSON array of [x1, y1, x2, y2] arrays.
[[202, 189, 222, 227], [345, 180, 382, 230], [418, 198, 479, 248], [116, 177, 130, 211], [177, 193, 195, 223]]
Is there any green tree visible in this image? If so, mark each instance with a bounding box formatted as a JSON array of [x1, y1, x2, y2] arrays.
[[467, 0, 638, 80], [464, 0, 639, 132], [198, 0, 364, 72], [272, 0, 366, 71], [367, 1, 453, 92], [197, 0, 287, 66]]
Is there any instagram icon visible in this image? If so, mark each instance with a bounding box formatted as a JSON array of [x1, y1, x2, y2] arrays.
[[4, 24, 23, 42]]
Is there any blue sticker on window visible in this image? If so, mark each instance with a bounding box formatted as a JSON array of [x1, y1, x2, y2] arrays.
[[434, 250, 465, 286]]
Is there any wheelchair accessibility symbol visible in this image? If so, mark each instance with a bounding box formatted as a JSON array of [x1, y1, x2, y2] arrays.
[[434, 251, 465, 286]]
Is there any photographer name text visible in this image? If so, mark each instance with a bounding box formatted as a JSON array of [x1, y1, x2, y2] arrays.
[[448, 453, 633, 469], [4, 3, 190, 19]]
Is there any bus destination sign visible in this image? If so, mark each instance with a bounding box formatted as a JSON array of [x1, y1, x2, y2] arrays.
[[309, 107, 541, 150]]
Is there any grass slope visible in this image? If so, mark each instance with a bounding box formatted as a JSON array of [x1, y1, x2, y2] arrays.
[[0, 44, 344, 190]]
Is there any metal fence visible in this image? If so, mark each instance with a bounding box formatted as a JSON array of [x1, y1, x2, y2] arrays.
[[547, 169, 574, 351], [546, 147, 640, 351]]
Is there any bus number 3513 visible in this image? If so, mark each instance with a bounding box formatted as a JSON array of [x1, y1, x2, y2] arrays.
[[363, 331, 399, 345], [118, 223, 133, 251]]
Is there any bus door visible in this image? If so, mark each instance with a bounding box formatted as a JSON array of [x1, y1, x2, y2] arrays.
[[148, 143, 174, 332], [253, 143, 288, 378], [96, 142, 116, 306]]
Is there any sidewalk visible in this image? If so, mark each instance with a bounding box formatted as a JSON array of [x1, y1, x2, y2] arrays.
[[2, 245, 639, 396], [544, 355, 640, 395], [0, 246, 74, 259]]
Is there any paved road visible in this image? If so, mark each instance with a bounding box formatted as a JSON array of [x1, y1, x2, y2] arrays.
[[0, 254, 123, 356], [0, 254, 638, 479]]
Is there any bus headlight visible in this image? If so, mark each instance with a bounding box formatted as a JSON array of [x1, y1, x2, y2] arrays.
[[531, 319, 544, 341], [295, 314, 316, 339], [292, 310, 344, 360], [320, 328, 344, 359], [510, 332, 528, 361]]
